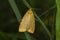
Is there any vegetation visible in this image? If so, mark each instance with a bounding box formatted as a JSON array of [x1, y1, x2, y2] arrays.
[[0, 0, 57, 40]]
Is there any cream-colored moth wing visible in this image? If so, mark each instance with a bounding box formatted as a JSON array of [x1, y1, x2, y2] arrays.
[[19, 8, 35, 33]]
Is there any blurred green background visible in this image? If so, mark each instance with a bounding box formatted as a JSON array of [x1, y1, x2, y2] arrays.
[[0, 0, 56, 40]]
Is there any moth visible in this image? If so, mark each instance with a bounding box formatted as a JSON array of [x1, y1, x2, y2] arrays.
[[18, 8, 35, 33]]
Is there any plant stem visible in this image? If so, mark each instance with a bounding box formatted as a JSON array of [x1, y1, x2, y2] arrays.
[[8, 0, 21, 22], [8, 0, 36, 40], [22, 0, 52, 40]]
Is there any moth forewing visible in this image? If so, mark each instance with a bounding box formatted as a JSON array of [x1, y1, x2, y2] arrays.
[[19, 8, 35, 33], [18, 10, 30, 32], [27, 11, 35, 33]]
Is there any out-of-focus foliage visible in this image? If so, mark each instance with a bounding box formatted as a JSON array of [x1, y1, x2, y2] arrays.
[[0, 0, 56, 40], [56, 0, 60, 40]]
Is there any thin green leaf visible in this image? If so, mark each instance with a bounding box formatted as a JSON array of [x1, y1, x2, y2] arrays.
[[22, 0, 52, 40], [25, 32, 36, 40], [8, 0, 36, 40], [0, 32, 26, 40], [40, 5, 56, 17], [8, 0, 21, 22], [56, 0, 60, 40]]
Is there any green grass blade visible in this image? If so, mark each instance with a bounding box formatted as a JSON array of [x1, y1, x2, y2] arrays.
[[40, 5, 56, 17], [33, 11, 52, 39], [22, 0, 31, 8], [56, 0, 60, 40], [22, 0, 52, 39], [8, 0, 36, 40], [8, 0, 21, 22], [24, 32, 36, 40]]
